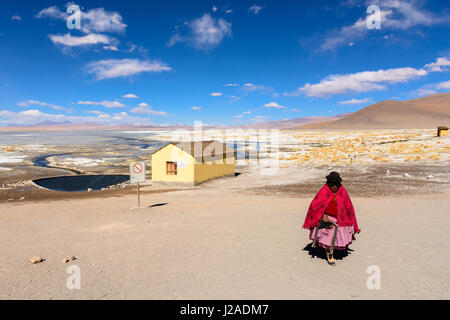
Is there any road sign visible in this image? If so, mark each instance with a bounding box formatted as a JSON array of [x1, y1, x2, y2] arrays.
[[130, 161, 146, 209], [130, 161, 146, 183]]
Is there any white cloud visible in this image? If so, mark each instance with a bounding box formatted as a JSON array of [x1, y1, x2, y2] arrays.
[[36, 5, 127, 34], [103, 45, 119, 51], [210, 92, 223, 96], [49, 33, 114, 46], [412, 78, 450, 96], [131, 103, 168, 116], [264, 102, 286, 109], [413, 79, 450, 97], [290, 56, 448, 98], [87, 110, 107, 115], [413, 89, 437, 97], [36, 6, 66, 20], [122, 93, 139, 99], [168, 13, 232, 50], [224, 83, 239, 87], [212, 6, 218, 12], [86, 59, 171, 80], [77, 100, 126, 108], [321, 0, 450, 51], [242, 83, 273, 94], [294, 67, 428, 97], [320, 9, 390, 51], [20, 110, 44, 117], [0, 109, 152, 126], [338, 98, 372, 104], [234, 111, 251, 119], [191, 106, 202, 110], [79, 7, 127, 34], [36, 5, 127, 51], [17, 100, 72, 113], [11, 15, 22, 21], [425, 56, 450, 72], [436, 81, 450, 90], [251, 115, 269, 123], [249, 5, 264, 15], [376, 0, 447, 29]]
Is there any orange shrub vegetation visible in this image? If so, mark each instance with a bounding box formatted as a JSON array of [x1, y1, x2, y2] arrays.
[[371, 156, 389, 162], [411, 148, 426, 154]]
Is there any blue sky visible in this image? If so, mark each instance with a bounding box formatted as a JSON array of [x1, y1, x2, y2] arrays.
[[0, 0, 449, 126]]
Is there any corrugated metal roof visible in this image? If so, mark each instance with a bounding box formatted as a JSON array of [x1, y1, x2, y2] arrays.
[[151, 140, 235, 163]]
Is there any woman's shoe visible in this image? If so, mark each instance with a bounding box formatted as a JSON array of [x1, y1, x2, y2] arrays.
[[327, 253, 336, 266]]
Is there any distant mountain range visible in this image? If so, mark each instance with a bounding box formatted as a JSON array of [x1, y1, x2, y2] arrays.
[[29, 120, 72, 126], [0, 115, 349, 131], [232, 114, 350, 130], [0, 121, 193, 132], [1, 92, 448, 131], [299, 92, 450, 129]]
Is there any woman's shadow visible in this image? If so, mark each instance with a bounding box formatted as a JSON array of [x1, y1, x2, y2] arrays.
[[303, 243, 353, 261]]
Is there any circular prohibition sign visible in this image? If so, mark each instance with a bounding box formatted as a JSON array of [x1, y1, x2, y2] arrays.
[[132, 162, 144, 174]]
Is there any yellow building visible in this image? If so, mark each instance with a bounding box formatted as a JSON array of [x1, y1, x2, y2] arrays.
[[151, 141, 236, 185], [437, 126, 449, 137]]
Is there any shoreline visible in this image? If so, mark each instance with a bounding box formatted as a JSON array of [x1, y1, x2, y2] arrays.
[[2, 162, 450, 203]]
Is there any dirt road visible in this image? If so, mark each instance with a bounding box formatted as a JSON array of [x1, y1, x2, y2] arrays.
[[0, 189, 448, 299]]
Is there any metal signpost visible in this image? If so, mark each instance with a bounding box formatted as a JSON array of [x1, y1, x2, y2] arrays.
[[130, 161, 146, 208], [349, 154, 356, 166]]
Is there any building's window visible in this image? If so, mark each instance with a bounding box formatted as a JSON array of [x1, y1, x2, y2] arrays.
[[166, 162, 177, 175]]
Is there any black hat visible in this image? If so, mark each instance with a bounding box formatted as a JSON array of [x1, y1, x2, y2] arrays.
[[326, 171, 342, 185]]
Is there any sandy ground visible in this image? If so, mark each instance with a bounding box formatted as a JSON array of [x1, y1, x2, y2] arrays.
[[0, 188, 449, 300]]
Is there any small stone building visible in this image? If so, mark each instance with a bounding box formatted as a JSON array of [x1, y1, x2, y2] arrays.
[[437, 126, 449, 137], [151, 140, 235, 185]]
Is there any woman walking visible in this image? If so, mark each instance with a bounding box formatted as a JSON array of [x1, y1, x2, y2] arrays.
[[302, 172, 360, 266]]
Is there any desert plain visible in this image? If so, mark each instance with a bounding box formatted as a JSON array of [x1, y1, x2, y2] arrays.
[[0, 128, 449, 299]]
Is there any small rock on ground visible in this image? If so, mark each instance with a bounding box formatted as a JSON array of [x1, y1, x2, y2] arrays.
[[62, 256, 77, 264], [29, 257, 44, 264]]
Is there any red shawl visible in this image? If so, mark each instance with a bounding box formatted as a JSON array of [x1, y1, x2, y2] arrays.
[[302, 184, 360, 233]]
